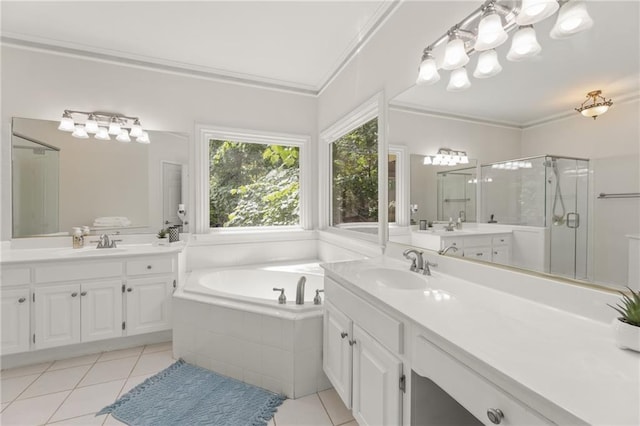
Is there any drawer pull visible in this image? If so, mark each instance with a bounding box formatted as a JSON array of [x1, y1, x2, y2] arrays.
[[476, 253, 483, 257], [18, 297, 26, 303], [81, 291, 87, 296], [147, 265, 152, 270], [340, 332, 348, 339], [127, 288, 133, 292], [71, 292, 78, 297], [452, 242, 457, 246], [487, 408, 504, 424], [348, 339, 357, 346]]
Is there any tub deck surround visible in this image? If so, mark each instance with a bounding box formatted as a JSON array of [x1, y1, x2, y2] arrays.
[[321, 257, 640, 425], [172, 260, 330, 399]]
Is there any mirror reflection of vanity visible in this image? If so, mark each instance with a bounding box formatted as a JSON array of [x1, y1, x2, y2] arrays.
[[11, 117, 189, 238], [388, 1, 640, 290]]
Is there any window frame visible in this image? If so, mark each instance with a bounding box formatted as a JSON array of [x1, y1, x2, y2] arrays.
[[319, 92, 387, 246], [194, 124, 311, 234]]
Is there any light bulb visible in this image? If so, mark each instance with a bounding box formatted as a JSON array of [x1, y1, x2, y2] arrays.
[[473, 49, 502, 78], [116, 129, 131, 143], [95, 127, 110, 140], [423, 156, 432, 165], [416, 53, 440, 85], [108, 117, 121, 135], [85, 114, 99, 134], [447, 67, 471, 92], [474, 11, 508, 51], [136, 131, 150, 144], [550, 1, 593, 39], [442, 37, 469, 70], [58, 113, 75, 132], [72, 125, 89, 139], [129, 119, 143, 138], [516, 0, 559, 25], [507, 26, 541, 61]]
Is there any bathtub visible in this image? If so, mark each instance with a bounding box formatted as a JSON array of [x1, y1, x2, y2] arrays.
[[172, 261, 331, 398]]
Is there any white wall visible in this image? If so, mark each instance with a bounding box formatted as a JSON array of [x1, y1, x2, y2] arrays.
[[1, 46, 318, 241]]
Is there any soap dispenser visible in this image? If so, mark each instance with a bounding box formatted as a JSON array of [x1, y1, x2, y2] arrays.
[[72, 227, 84, 249]]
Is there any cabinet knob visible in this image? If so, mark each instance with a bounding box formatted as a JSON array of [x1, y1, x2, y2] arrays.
[[487, 408, 504, 424], [147, 265, 152, 270], [452, 242, 457, 246], [340, 332, 348, 339], [348, 339, 356, 346], [71, 292, 78, 297], [18, 297, 26, 303], [81, 291, 87, 296], [127, 288, 133, 292]]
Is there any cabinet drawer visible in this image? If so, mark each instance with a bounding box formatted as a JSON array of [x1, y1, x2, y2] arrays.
[[127, 257, 173, 276], [463, 247, 491, 261], [440, 237, 464, 250], [35, 262, 122, 283], [463, 236, 492, 248], [413, 335, 549, 425], [325, 278, 403, 354], [1, 267, 31, 286], [492, 235, 512, 246]]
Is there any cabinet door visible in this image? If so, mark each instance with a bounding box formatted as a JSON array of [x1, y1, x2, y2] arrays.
[[352, 324, 403, 426], [34, 284, 81, 349], [323, 301, 353, 408], [492, 245, 511, 265], [1, 288, 31, 354], [125, 277, 172, 336], [81, 280, 123, 342]]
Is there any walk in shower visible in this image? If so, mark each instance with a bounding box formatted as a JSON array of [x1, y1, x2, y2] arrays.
[[437, 167, 477, 223], [481, 155, 589, 280]]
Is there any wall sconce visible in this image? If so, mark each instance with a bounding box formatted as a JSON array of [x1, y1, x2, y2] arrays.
[[58, 110, 150, 143], [424, 149, 469, 166], [575, 90, 613, 120]]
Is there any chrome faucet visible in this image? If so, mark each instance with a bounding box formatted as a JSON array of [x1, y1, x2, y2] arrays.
[[403, 248, 437, 275], [438, 245, 459, 255], [296, 276, 306, 305], [94, 234, 121, 249]]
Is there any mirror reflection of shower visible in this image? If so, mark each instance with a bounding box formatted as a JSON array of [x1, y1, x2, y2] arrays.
[[436, 167, 477, 222], [12, 133, 60, 238]]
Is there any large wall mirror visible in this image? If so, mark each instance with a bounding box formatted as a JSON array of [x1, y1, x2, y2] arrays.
[[11, 117, 189, 238], [387, 1, 639, 290]]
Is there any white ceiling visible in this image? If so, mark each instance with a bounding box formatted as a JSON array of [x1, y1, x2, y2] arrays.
[[391, 1, 640, 127], [2, 1, 638, 126], [1, 0, 397, 94]]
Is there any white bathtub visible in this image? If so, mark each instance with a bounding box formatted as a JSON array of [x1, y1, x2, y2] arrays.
[[173, 260, 331, 398]]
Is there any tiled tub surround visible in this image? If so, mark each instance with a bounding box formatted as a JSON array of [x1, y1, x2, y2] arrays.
[[322, 255, 640, 425], [173, 261, 330, 399]]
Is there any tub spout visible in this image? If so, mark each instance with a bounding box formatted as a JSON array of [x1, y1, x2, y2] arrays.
[[296, 276, 306, 305]]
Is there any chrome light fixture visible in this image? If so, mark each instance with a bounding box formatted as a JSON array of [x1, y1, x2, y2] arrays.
[[575, 90, 613, 120], [58, 110, 150, 144], [447, 67, 471, 92], [414, 0, 594, 90], [424, 149, 469, 166]]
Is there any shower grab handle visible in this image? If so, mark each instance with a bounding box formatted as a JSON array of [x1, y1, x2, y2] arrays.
[[567, 212, 580, 229]]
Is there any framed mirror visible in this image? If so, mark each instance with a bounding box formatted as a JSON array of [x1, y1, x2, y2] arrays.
[[11, 117, 189, 238], [387, 1, 639, 290]]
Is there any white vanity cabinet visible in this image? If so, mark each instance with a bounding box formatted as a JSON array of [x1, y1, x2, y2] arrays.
[[125, 276, 173, 335], [442, 233, 511, 265], [34, 280, 123, 349], [1, 287, 31, 354], [323, 277, 404, 426]]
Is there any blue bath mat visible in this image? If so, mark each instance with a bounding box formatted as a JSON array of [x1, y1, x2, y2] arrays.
[[98, 359, 286, 426]]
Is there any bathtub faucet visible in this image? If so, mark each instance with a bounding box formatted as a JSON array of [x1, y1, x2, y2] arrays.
[[296, 276, 306, 305]]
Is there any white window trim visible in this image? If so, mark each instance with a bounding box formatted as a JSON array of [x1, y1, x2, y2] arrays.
[[319, 92, 387, 247], [194, 124, 311, 234], [389, 144, 409, 227]]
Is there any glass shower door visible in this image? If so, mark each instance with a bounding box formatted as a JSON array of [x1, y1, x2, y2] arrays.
[[546, 157, 589, 280]]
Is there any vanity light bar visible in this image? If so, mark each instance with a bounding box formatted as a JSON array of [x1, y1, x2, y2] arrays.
[[416, 0, 593, 91], [424, 148, 469, 166], [58, 110, 150, 144]]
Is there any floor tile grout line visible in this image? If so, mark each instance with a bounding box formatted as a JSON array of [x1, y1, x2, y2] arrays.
[[3, 365, 49, 408], [316, 391, 338, 426]]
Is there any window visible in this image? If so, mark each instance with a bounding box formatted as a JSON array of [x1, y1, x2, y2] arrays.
[[209, 140, 300, 228], [331, 118, 379, 227]]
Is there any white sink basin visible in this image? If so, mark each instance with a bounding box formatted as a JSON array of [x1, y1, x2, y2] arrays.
[[58, 248, 128, 257], [358, 268, 427, 290]]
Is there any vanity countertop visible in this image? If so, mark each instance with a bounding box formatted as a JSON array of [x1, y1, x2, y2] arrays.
[[415, 228, 512, 236], [322, 257, 640, 426], [0, 243, 185, 265]]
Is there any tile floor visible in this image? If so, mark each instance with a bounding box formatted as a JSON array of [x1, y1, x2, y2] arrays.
[[1, 341, 356, 426]]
